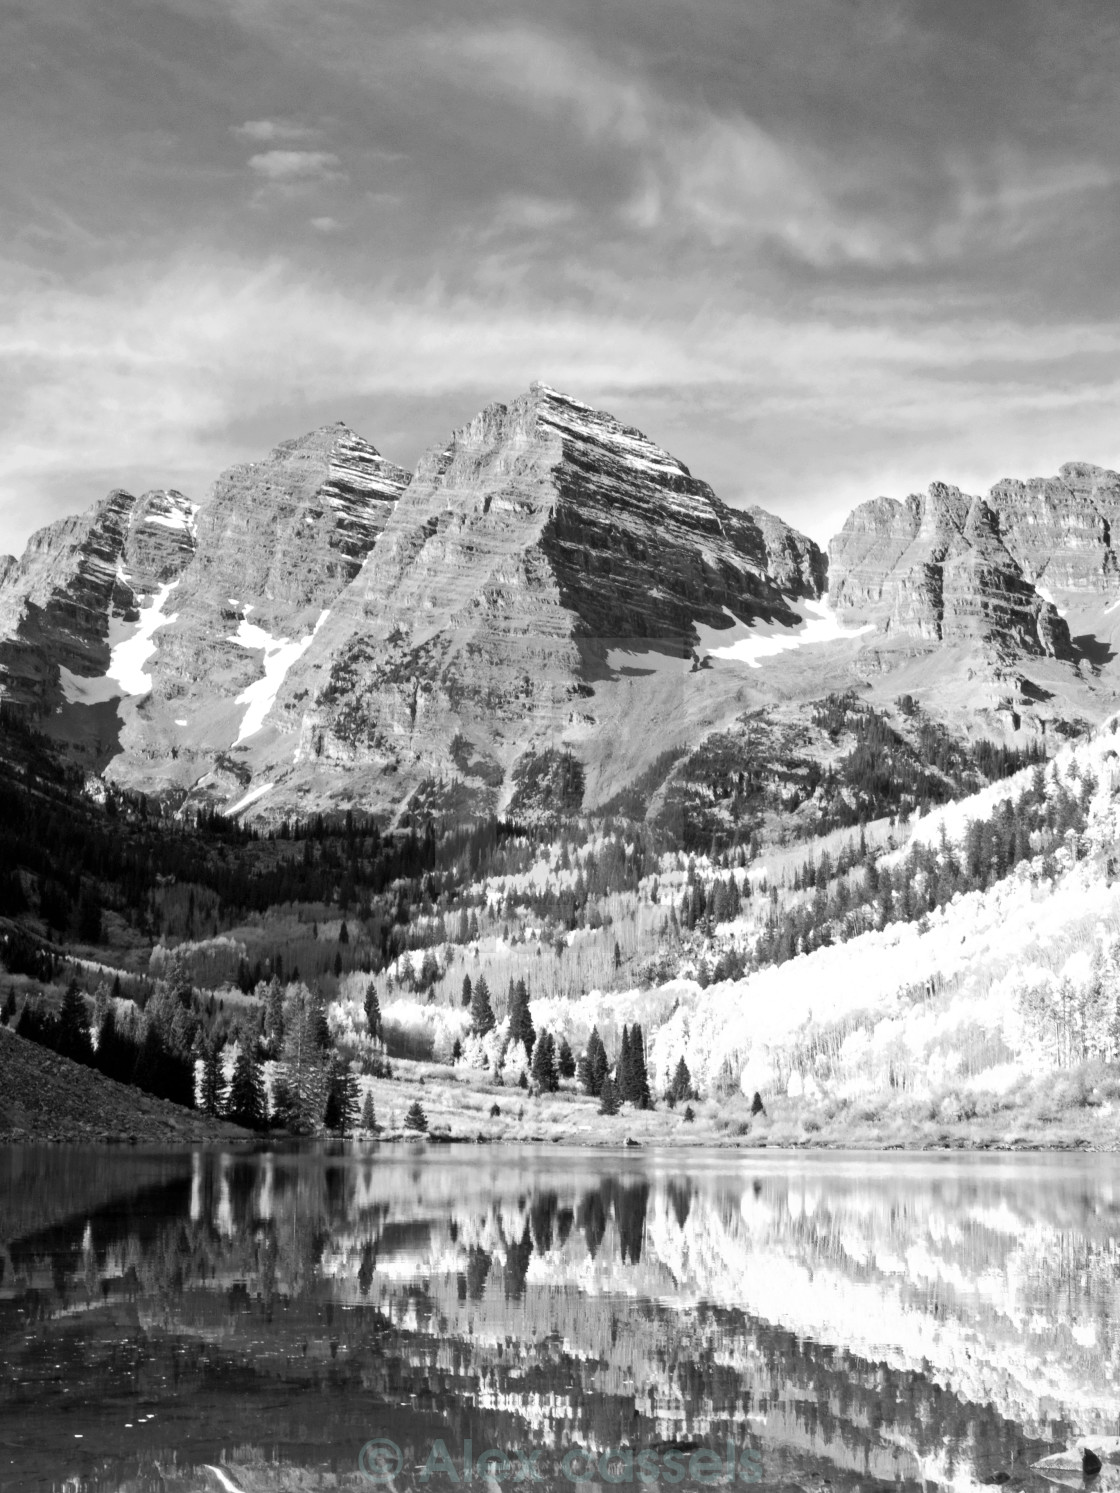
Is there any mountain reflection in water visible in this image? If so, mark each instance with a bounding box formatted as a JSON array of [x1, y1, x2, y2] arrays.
[[2, 1146, 1118, 1493]]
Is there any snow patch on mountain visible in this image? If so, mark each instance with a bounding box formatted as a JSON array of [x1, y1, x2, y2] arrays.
[[57, 580, 180, 704], [113, 581, 181, 694], [227, 781, 275, 815], [230, 608, 329, 743], [697, 597, 874, 667], [145, 503, 198, 535], [1035, 584, 1068, 618]]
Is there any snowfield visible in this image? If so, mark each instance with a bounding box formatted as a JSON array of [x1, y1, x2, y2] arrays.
[[58, 580, 180, 703], [229, 607, 330, 743], [697, 597, 874, 668]]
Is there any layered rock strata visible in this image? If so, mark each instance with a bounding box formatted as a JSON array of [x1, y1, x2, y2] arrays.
[[116, 423, 411, 781], [271, 384, 825, 797], [829, 482, 1074, 659], [0, 488, 198, 710]]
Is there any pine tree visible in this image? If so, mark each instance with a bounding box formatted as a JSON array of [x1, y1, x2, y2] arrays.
[[618, 1025, 634, 1101], [202, 1041, 225, 1117], [557, 1036, 575, 1080], [226, 1044, 266, 1130], [360, 1089, 376, 1133], [280, 984, 328, 1133], [461, 973, 473, 1008], [576, 1050, 592, 1092], [508, 977, 535, 1057], [404, 1099, 428, 1133], [265, 975, 284, 1052], [325, 1055, 361, 1135], [56, 980, 93, 1065], [310, 987, 332, 1050], [580, 1026, 609, 1096], [93, 1006, 138, 1085], [669, 1056, 693, 1104], [598, 1073, 620, 1116], [341, 1065, 360, 1135], [0, 985, 14, 1026], [531, 1031, 558, 1092], [364, 982, 381, 1041], [469, 975, 495, 1037], [628, 1024, 652, 1109]]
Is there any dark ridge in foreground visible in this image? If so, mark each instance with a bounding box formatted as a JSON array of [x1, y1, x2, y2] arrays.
[[0, 1027, 250, 1143]]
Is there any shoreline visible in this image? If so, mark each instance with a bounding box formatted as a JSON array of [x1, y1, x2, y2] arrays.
[[5, 1029, 1114, 1152]]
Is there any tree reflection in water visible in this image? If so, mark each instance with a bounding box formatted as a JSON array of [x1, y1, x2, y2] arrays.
[[1, 1145, 1117, 1493]]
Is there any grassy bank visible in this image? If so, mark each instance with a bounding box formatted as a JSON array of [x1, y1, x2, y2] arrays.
[[354, 1058, 1120, 1150], [4, 1023, 1114, 1150]]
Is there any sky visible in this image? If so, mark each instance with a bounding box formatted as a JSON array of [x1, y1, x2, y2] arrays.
[[2, 0, 1120, 556]]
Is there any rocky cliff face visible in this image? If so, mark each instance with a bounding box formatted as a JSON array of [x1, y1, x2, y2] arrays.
[[988, 461, 1120, 593], [8, 387, 1119, 821], [0, 488, 198, 710], [110, 423, 411, 793], [257, 384, 825, 809], [829, 482, 1075, 659]]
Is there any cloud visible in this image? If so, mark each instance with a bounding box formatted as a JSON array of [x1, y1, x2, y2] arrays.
[[247, 150, 343, 183], [426, 23, 1119, 273], [233, 119, 319, 144], [310, 216, 341, 233], [1, 253, 1119, 554]]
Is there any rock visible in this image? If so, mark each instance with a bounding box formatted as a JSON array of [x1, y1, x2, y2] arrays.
[[110, 423, 410, 801], [829, 482, 1074, 659], [13, 384, 1120, 824], [990, 462, 1120, 594], [0, 487, 198, 716], [274, 383, 825, 813]]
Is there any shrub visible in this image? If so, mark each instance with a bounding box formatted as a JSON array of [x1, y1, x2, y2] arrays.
[[381, 1018, 434, 1062]]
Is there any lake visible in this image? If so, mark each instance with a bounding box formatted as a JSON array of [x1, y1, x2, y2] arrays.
[[1, 1146, 1117, 1493]]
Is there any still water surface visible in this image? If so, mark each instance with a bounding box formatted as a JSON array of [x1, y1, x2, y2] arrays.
[[2, 1146, 1119, 1493]]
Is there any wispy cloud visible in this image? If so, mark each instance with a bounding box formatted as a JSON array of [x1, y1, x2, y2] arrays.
[[233, 119, 319, 144], [3, 1, 1119, 556], [1, 253, 1118, 554]]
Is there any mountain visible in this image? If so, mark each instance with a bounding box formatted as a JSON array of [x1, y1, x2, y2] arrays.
[[0, 488, 199, 768], [828, 464, 1120, 743], [1, 387, 1118, 822], [111, 421, 410, 801], [828, 482, 1074, 658], [257, 383, 828, 817]]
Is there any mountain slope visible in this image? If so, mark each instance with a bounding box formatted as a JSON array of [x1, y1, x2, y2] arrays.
[[829, 481, 1074, 657], [240, 383, 829, 817], [0, 1026, 248, 1142], [3, 390, 1120, 824], [102, 424, 409, 797]]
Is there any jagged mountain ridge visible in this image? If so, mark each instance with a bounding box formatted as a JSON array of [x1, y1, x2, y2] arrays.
[[265, 383, 828, 811], [0, 487, 198, 712], [114, 422, 411, 801], [829, 461, 1120, 653], [0, 385, 1117, 820], [828, 482, 1075, 657]]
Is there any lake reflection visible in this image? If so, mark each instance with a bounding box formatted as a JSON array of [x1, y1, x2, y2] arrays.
[[2, 1147, 1118, 1493]]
